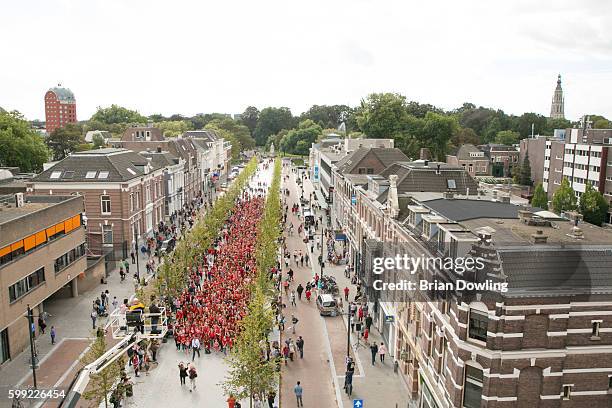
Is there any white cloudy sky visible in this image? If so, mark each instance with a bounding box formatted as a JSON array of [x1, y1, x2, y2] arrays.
[[2, 0, 611, 121]]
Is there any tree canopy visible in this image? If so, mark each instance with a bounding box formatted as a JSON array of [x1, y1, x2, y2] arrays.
[[0, 110, 49, 172], [90, 104, 147, 124], [552, 177, 577, 214], [579, 183, 609, 226], [279, 119, 322, 155], [240, 106, 259, 135], [495, 130, 520, 146], [531, 182, 548, 210], [153, 120, 193, 137], [46, 123, 84, 160], [253, 107, 295, 146]]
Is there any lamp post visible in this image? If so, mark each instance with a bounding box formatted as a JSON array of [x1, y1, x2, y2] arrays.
[[346, 302, 351, 359], [26, 305, 38, 388], [132, 236, 140, 280]]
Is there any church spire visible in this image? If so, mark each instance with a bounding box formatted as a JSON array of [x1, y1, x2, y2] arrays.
[[550, 74, 565, 119]]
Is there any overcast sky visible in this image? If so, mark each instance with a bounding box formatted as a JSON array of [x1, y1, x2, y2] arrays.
[[2, 0, 611, 122]]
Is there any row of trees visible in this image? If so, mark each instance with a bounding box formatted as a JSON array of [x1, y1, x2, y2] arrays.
[[531, 178, 610, 226], [223, 158, 282, 405]]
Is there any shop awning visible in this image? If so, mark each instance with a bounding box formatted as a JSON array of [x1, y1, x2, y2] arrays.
[[314, 189, 328, 210]]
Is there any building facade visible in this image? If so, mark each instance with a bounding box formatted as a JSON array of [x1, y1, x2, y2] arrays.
[[44, 85, 77, 134], [27, 149, 166, 259], [0, 194, 86, 363], [521, 125, 612, 223], [446, 145, 490, 177], [479, 144, 519, 178]]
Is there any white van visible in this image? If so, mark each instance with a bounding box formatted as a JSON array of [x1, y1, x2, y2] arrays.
[[316, 293, 337, 316]]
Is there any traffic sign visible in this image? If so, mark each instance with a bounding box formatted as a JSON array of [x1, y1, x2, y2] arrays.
[[384, 315, 395, 323], [353, 399, 364, 408]]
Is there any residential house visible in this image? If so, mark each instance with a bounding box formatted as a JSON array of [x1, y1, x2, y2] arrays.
[[446, 144, 489, 176]]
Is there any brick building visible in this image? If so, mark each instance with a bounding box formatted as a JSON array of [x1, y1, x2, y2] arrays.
[[479, 144, 519, 178], [27, 149, 166, 259], [44, 85, 77, 134], [446, 144, 489, 177], [0, 194, 86, 362], [521, 124, 612, 223]]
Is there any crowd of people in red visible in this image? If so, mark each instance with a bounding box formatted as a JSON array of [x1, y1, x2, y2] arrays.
[[172, 192, 266, 354]]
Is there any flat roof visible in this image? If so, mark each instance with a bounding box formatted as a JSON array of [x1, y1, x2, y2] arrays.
[[0, 195, 78, 225]]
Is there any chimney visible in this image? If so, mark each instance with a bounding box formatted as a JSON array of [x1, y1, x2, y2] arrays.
[[157, 146, 162, 153], [424, 160, 429, 167], [443, 192, 454, 200], [500, 195, 510, 203], [145, 157, 152, 174], [388, 174, 400, 219], [419, 148, 431, 161], [14, 192, 25, 208], [531, 229, 548, 244]]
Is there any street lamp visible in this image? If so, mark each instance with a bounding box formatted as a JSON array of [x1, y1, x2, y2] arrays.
[[26, 305, 38, 388], [132, 235, 141, 280]]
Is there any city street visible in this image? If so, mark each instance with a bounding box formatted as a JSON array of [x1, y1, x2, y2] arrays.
[[279, 162, 411, 408]]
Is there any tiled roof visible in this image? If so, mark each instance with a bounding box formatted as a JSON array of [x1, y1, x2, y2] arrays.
[[422, 199, 535, 221], [335, 148, 408, 174], [379, 161, 479, 196], [32, 148, 162, 182], [184, 130, 218, 142], [450, 144, 487, 161], [499, 247, 612, 295]]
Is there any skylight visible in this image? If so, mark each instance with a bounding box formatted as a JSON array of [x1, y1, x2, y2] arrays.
[[447, 179, 457, 189], [63, 171, 75, 179], [98, 171, 109, 179], [85, 171, 97, 179], [126, 168, 137, 175], [50, 171, 62, 179]]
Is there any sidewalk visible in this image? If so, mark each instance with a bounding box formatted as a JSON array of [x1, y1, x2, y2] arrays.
[[280, 165, 411, 408]]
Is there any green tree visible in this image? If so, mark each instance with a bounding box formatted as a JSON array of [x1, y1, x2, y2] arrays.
[[579, 183, 609, 226], [80, 334, 124, 408], [552, 177, 577, 214], [207, 118, 255, 150], [0, 110, 49, 172], [92, 134, 107, 149], [495, 130, 520, 146], [300, 104, 350, 129], [153, 120, 193, 137], [531, 182, 548, 209], [519, 152, 533, 186], [406, 101, 444, 118], [279, 119, 322, 155], [355, 93, 409, 138], [90, 104, 147, 124], [451, 127, 481, 146], [204, 123, 241, 160], [546, 117, 572, 134], [420, 111, 458, 160], [240, 106, 260, 135], [46, 123, 84, 160], [514, 112, 548, 137], [253, 107, 295, 146]]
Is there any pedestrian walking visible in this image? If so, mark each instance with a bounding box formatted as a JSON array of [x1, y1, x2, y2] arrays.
[[112, 296, 118, 312], [291, 314, 299, 334], [38, 316, 46, 334], [294, 381, 303, 407], [227, 394, 237, 408], [370, 342, 379, 366], [296, 336, 304, 359], [296, 284, 304, 300], [90, 310, 97, 329], [379, 343, 387, 363], [365, 314, 373, 332], [363, 327, 369, 344], [178, 362, 187, 385], [343, 286, 349, 301], [191, 337, 201, 361], [290, 291, 296, 307], [188, 364, 197, 392], [50, 326, 56, 345], [267, 391, 276, 408]]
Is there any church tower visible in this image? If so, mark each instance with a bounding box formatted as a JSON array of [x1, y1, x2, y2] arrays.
[[550, 74, 565, 119]]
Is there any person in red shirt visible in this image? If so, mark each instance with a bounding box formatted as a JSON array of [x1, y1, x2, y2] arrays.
[[343, 286, 350, 301], [227, 394, 236, 408]]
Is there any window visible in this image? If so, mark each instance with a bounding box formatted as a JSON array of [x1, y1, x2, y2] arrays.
[[146, 185, 151, 202], [562, 384, 572, 400], [54, 243, 86, 273], [85, 171, 97, 179], [8, 267, 45, 302], [98, 171, 109, 179], [358, 168, 366, 174], [101, 195, 111, 214], [608, 376, 612, 390], [447, 179, 456, 189], [468, 309, 488, 342], [440, 337, 448, 377], [0, 328, 9, 364], [130, 193, 134, 212], [463, 365, 483, 408], [592, 321, 601, 338], [366, 168, 374, 174], [102, 225, 113, 244], [63, 171, 75, 179], [50, 171, 62, 179]]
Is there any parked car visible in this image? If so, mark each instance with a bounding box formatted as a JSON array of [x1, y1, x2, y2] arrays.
[[316, 293, 338, 316]]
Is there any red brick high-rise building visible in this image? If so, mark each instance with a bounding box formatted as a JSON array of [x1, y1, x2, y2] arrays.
[[44, 84, 77, 134]]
